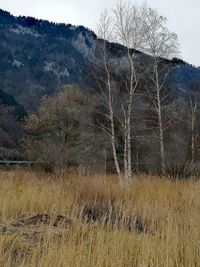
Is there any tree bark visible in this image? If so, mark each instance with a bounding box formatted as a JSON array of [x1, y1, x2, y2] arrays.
[[104, 51, 122, 179], [155, 62, 165, 174]]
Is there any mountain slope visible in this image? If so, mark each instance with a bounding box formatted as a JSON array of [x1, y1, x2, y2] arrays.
[[0, 9, 200, 151], [1, 9, 200, 109], [0, 9, 97, 112]]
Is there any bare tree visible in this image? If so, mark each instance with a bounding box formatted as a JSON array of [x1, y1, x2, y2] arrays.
[[96, 2, 147, 180], [96, 9, 122, 180], [113, 2, 147, 180], [96, 2, 179, 178], [185, 83, 200, 162], [142, 8, 179, 174], [190, 92, 199, 162]]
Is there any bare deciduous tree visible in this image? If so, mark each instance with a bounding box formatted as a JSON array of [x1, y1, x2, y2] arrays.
[[96, 9, 122, 180], [142, 8, 179, 174], [96, 2, 179, 178], [185, 83, 200, 162], [113, 2, 147, 180], [96, 2, 147, 181]]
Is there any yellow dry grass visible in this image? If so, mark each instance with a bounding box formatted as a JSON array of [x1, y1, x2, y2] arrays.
[[0, 170, 199, 267]]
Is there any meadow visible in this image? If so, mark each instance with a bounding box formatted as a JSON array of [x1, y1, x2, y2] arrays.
[[0, 170, 199, 267]]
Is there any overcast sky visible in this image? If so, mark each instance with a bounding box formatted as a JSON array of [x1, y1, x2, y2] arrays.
[[1, 0, 200, 66]]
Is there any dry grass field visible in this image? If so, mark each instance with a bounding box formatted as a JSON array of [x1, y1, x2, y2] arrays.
[[0, 170, 199, 266]]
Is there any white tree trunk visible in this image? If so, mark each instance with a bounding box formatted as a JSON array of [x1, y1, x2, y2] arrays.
[[123, 121, 128, 179], [126, 100, 133, 179], [155, 63, 165, 174], [190, 95, 197, 163], [104, 54, 122, 179], [125, 51, 137, 180], [191, 114, 195, 163]]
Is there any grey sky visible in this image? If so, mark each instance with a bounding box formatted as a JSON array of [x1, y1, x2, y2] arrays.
[[1, 0, 199, 66]]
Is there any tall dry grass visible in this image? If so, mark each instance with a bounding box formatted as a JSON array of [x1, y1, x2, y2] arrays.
[[0, 170, 199, 266]]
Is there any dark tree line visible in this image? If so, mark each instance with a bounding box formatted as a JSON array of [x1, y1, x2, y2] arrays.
[[23, 79, 200, 178]]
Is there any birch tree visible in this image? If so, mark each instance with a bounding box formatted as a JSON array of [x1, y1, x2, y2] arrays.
[[190, 91, 199, 162], [96, 9, 122, 180], [96, 2, 179, 178], [113, 2, 147, 180], [185, 83, 200, 162], [142, 8, 179, 174], [96, 2, 147, 180]]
